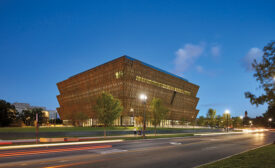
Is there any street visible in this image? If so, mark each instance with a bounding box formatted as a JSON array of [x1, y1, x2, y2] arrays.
[[0, 132, 274, 168]]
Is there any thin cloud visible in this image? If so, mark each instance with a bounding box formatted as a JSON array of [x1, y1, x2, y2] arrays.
[[196, 65, 217, 77], [242, 48, 263, 71], [211, 45, 221, 57], [199, 103, 225, 107], [174, 43, 205, 73], [196, 65, 204, 73]]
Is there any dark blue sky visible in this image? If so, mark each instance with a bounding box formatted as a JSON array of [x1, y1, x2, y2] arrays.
[[0, 0, 274, 117]]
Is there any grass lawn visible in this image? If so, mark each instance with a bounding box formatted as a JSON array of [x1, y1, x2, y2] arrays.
[[0, 126, 208, 132], [199, 144, 275, 168]]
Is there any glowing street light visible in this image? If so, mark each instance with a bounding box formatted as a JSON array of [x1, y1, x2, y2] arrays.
[[139, 94, 147, 101], [224, 110, 230, 132], [249, 120, 253, 127], [139, 94, 147, 138], [225, 110, 230, 114], [268, 118, 272, 128]]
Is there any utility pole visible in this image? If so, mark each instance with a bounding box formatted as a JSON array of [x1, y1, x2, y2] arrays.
[[143, 104, 146, 138], [36, 112, 39, 144], [227, 114, 229, 132], [139, 94, 147, 139], [225, 110, 230, 132]]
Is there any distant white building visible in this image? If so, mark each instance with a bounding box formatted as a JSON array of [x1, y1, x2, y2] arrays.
[[12, 103, 30, 113], [48, 110, 59, 120], [13, 102, 60, 121], [13, 102, 46, 113]]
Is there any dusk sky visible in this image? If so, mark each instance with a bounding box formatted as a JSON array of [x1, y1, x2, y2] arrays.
[[0, 0, 274, 118]]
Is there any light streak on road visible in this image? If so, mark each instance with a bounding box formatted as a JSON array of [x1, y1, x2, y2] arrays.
[[0, 145, 112, 158], [242, 129, 268, 133], [0, 139, 123, 150]]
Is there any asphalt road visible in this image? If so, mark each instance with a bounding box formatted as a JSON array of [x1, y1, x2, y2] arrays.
[[0, 132, 274, 168]]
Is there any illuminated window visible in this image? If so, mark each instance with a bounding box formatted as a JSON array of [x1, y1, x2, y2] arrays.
[[136, 76, 191, 95], [115, 71, 123, 79]]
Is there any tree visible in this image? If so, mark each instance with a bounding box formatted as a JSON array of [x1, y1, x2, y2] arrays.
[[0, 100, 17, 127], [20, 110, 32, 126], [245, 41, 275, 107], [232, 117, 243, 128], [135, 116, 144, 127], [215, 115, 223, 128], [32, 108, 44, 125], [252, 116, 266, 127], [75, 112, 88, 127], [150, 98, 169, 135], [206, 108, 217, 128], [94, 92, 123, 137], [197, 116, 206, 126], [19, 108, 44, 126], [69, 111, 88, 126], [263, 105, 275, 128], [180, 117, 187, 126]]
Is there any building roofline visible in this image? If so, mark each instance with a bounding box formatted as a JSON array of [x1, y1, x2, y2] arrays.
[[66, 55, 188, 82], [124, 55, 188, 82]]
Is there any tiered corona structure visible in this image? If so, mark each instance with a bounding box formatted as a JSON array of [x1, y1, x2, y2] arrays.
[[56, 56, 199, 126]]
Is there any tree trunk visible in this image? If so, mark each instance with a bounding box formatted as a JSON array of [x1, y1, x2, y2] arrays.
[[154, 125, 156, 136], [104, 126, 106, 138]]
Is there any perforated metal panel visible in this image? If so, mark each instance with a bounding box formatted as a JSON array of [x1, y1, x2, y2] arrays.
[[56, 56, 200, 125]]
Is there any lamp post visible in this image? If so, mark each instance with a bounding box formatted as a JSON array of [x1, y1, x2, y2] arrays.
[[240, 116, 243, 128], [130, 108, 134, 126], [225, 110, 230, 132], [139, 94, 147, 138], [268, 118, 272, 128]]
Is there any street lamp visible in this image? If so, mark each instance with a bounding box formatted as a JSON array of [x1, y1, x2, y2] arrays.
[[268, 118, 272, 128], [249, 120, 253, 127], [225, 110, 230, 132], [139, 94, 147, 138], [240, 116, 243, 128], [130, 108, 134, 126]]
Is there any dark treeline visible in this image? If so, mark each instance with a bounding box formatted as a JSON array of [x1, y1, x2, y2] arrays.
[[197, 108, 274, 128], [0, 99, 61, 127]]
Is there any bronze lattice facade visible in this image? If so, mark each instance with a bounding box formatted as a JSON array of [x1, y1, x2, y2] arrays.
[[56, 56, 199, 126]]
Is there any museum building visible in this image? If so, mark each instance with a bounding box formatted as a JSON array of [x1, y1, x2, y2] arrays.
[[56, 56, 199, 126]]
